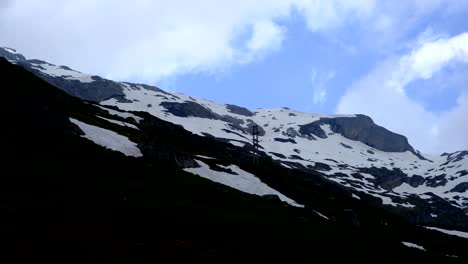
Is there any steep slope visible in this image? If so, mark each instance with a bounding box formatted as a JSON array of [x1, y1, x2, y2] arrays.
[[3, 56, 468, 263], [2, 47, 467, 219]]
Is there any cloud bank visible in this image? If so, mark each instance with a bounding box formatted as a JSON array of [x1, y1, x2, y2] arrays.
[[0, 0, 416, 82], [337, 32, 468, 154], [1, 0, 467, 153]]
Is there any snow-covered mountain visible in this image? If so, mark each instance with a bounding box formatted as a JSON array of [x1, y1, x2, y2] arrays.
[[2, 46, 467, 222]]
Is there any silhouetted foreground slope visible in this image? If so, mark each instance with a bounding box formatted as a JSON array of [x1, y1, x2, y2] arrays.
[[0, 58, 467, 263]]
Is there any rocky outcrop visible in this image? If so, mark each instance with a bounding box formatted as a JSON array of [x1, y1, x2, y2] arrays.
[[450, 183, 468, 193], [0, 47, 26, 61], [1, 47, 126, 102], [274, 138, 297, 144], [226, 104, 254, 116], [161, 101, 219, 119], [299, 115, 414, 153]]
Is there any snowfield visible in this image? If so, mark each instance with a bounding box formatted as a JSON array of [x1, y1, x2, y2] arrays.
[[70, 118, 142, 157], [424, 226, 468, 239], [3, 46, 466, 211], [99, 82, 468, 208], [184, 160, 304, 208], [402, 242, 426, 251]]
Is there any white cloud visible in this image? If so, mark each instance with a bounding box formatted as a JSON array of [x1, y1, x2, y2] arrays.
[[337, 32, 468, 154], [244, 20, 285, 62], [311, 70, 335, 105], [0, 0, 388, 83], [295, 0, 376, 31], [0, 0, 296, 83]]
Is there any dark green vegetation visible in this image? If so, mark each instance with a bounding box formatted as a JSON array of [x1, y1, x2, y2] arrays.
[[1, 58, 467, 263]]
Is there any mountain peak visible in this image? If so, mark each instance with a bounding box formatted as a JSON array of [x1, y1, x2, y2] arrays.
[[0, 47, 26, 62]]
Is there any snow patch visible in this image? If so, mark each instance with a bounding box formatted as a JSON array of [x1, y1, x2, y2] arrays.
[[194, 155, 217, 160], [3, 47, 18, 54], [184, 160, 304, 208], [70, 118, 142, 157], [313, 210, 330, 220], [30, 62, 95, 83], [402, 242, 426, 251], [96, 116, 139, 130], [96, 105, 143, 123], [424, 226, 468, 239]]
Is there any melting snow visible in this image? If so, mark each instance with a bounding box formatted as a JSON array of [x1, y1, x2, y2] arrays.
[[70, 118, 142, 157], [96, 105, 143, 123], [184, 160, 304, 208], [96, 116, 139, 130], [402, 242, 426, 251], [99, 81, 468, 208], [30, 62, 95, 83], [313, 210, 330, 220], [3, 47, 19, 54], [194, 155, 216, 160], [424, 226, 468, 239]]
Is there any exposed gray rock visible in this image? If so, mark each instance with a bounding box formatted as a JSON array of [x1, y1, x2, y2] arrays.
[[358, 167, 407, 190], [340, 143, 353, 149], [226, 104, 254, 116], [450, 183, 468, 193], [274, 138, 297, 144], [289, 155, 304, 160], [426, 174, 448, 188], [270, 152, 287, 159], [442, 151, 468, 165], [160, 101, 218, 119], [284, 127, 300, 138], [299, 115, 415, 153], [0, 47, 26, 61], [245, 120, 265, 136], [408, 175, 425, 188], [298, 122, 328, 139], [307, 162, 332, 171]]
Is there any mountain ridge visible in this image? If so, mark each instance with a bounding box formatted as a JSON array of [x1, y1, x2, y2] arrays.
[[1, 53, 468, 262], [1, 46, 467, 225]]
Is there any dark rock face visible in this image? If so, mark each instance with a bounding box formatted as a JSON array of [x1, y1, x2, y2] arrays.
[[161, 101, 219, 119], [284, 127, 300, 138], [1, 48, 126, 102], [408, 175, 425, 188], [359, 167, 408, 190], [299, 115, 414, 153], [160, 101, 265, 136], [270, 152, 287, 159], [226, 104, 254, 117], [442, 151, 468, 166], [451, 183, 468, 193], [0, 47, 26, 61], [38, 75, 126, 102], [274, 138, 297, 144], [289, 155, 304, 160], [340, 143, 353, 149], [245, 120, 266, 136], [426, 174, 448, 188], [308, 162, 332, 171], [299, 122, 327, 139]]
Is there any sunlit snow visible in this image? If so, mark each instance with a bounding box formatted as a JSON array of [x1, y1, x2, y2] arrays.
[[70, 118, 142, 157], [184, 160, 304, 208]]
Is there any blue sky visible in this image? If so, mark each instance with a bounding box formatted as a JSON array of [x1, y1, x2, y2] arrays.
[[1, 0, 468, 153]]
